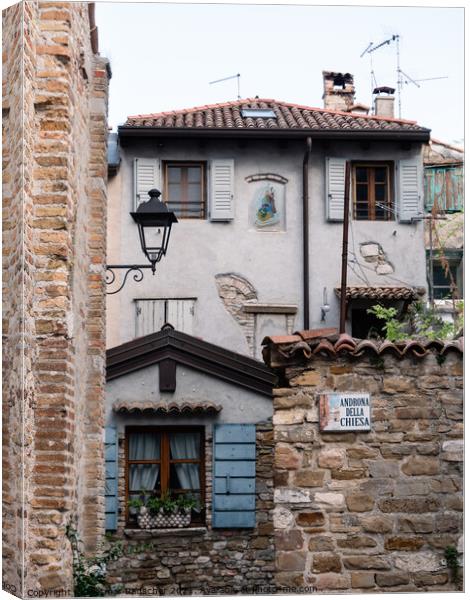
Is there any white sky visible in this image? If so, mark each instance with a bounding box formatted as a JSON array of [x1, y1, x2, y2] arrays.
[[82, 3, 462, 143]]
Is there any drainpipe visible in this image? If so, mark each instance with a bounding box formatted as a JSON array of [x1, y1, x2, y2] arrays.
[[302, 137, 312, 330]]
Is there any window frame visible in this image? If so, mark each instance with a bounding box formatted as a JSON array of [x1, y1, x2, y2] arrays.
[[163, 160, 206, 219], [351, 161, 395, 221], [125, 425, 206, 526]]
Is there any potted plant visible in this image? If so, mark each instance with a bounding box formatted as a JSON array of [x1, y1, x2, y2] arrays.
[[129, 492, 199, 529]]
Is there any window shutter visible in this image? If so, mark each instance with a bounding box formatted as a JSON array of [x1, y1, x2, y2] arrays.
[[398, 158, 421, 222], [105, 426, 118, 531], [212, 424, 256, 528], [326, 157, 347, 221], [134, 158, 160, 209], [209, 159, 234, 221]]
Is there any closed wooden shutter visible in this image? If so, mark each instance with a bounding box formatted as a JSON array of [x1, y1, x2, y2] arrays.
[[105, 426, 118, 531], [134, 158, 160, 209], [326, 157, 347, 221], [212, 424, 256, 528], [398, 159, 421, 222], [135, 299, 195, 337], [209, 159, 234, 221]]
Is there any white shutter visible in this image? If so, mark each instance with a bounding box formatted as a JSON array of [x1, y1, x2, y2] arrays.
[[134, 158, 160, 209], [398, 159, 421, 223], [209, 159, 234, 221], [326, 157, 347, 221], [135, 299, 166, 337], [167, 299, 195, 335]]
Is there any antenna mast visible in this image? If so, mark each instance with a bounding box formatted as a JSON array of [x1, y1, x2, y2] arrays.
[[209, 73, 241, 100]]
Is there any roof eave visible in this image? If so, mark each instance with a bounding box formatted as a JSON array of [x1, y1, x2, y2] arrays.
[[118, 125, 431, 143]]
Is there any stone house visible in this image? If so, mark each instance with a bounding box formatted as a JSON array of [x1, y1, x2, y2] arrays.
[[2, 1, 109, 594], [106, 71, 431, 355]]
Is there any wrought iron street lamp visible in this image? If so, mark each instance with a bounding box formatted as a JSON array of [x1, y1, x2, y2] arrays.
[[106, 189, 178, 294]]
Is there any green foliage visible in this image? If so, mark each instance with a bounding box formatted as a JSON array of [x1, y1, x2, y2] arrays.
[[66, 523, 123, 597], [129, 491, 200, 515], [444, 545, 460, 585], [366, 305, 407, 342], [367, 301, 463, 343]]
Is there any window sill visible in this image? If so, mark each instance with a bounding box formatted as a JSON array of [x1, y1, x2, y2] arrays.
[[124, 527, 207, 539]]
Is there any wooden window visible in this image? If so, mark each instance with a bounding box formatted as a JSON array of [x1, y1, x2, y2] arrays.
[[352, 163, 394, 221], [126, 426, 205, 526], [163, 162, 206, 218], [134, 298, 196, 337]]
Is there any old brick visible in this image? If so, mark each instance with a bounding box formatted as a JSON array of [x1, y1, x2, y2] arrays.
[[311, 552, 342, 573]]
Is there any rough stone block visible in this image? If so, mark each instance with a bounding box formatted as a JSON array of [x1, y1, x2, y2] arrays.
[[397, 516, 434, 533], [375, 572, 410, 587], [393, 551, 441, 573], [346, 493, 375, 512], [313, 573, 350, 590], [401, 456, 440, 476], [442, 440, 463, 462], [308, 536, 335, 552], [274, 488, 310, 504], [314, 492, 345, 510], [273, 409, 305, 425], [311, 552, 342, 573], [275, 445, 302, 470], [296, 511, 325, 527], [385, 536, 425, 551], [291, 370, 321, 386], [350, 572, 376, 588], [273, 506, 295, 528], [337, 535, 377, 549], [276, 551, 306, 572], [379, 497, 440, 513], [343, 555, 390, 570], [318, 448, 346, 469], [360, 515, 394, 533], [275, 530, 304, 551], [293, 470, 325, 487]]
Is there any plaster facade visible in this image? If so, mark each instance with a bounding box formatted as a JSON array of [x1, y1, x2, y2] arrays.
[[107, 136, 427, 353]]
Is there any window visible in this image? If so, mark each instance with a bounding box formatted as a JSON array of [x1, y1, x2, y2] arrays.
[[126, 427, 205, 526], [432, 261, 460, 299], [163, 161, 206, 218], [352, 162, 394, 221], [135, 298, 196, 337]]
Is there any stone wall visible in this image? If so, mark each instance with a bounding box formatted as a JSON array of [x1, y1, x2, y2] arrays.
[[106, 422, 275, 595], [270, 351, 463, 592], [2, 2, 109, 594]]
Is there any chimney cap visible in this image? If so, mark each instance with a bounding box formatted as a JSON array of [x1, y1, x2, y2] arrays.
[[373, 86, 395, 95]]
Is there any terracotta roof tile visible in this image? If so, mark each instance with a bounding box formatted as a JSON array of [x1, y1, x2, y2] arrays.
[[123, 98, 429, 134], [334, 286, 426, 301], [262, 332, 463, 362], [113, 400, 222, 414]]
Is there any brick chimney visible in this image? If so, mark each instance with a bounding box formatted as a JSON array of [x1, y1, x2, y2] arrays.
[[322, 71, 355, 112], [373, 86, 395, 118]]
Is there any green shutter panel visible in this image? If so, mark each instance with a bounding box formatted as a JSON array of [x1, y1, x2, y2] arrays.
[[209, 159, 234, 221], [326, 157, 347, 221], [398, 158, 421, 222], [212, 424, 256, 528], [105, 426, 118, 531], [134, 158, 160, 209]]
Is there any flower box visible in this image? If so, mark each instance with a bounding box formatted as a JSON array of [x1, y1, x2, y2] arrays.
[[137, 507, 191, 529]]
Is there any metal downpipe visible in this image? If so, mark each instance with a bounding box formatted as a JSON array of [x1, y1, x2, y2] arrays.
[[302, 137, 312, 330]]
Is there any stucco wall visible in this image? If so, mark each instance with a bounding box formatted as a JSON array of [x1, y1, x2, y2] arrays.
[[107, 137, 426, 351], [270, 351, 463, 592], [2, 2, 109, 594]]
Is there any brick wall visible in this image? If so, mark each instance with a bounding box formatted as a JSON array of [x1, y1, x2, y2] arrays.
[[2, 2, 109, 594], [106, 423, 275, 595], [270, 351, 463, 592]]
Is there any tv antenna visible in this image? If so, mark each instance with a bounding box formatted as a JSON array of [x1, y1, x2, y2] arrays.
[[209, 73, 241, 100], [360, 35, 447, 118]]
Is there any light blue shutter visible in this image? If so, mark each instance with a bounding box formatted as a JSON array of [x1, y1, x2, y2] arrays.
[[398, 158, 421, 222], [105, 426, 118, 531], [134, 158, 160, 209], [326, 157, 347, 221], [209, 159, 234, 221], [212, 424, 256, 528]]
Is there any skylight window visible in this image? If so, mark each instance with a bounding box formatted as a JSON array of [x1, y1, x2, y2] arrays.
[[240, 109, 276, 118]]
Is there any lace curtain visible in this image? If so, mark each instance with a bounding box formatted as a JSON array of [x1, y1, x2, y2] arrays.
[[170, 432, 200, 490], [129, 432, 160, 492]]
